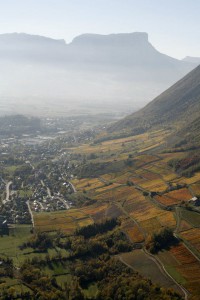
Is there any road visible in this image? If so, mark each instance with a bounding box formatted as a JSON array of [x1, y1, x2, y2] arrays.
[[36, 201, 45, 210], [26, 200, 34, 227], [69, 182, 77, 193], [41, 180, 52, 197], [29, 162, 35, 170], [58, 197, 70, 209], [47, 187, 52, 197], [6, 181, 12, 201], [2, 181, 13, 204], [174, 206, 181, 233]]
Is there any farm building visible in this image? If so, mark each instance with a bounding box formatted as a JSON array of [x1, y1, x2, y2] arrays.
[[189, 197, 200, 206]]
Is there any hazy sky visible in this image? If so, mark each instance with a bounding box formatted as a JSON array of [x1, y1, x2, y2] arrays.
[[0, 0, 199, 59]]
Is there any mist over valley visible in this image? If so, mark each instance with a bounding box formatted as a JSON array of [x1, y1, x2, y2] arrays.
[[0, 32, 198, 117]]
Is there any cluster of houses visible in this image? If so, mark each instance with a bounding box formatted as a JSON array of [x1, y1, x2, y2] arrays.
[[30, 194, 71, 212]]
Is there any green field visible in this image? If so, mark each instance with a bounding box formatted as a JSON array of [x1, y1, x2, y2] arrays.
[[0, 225, 32, 263], [119, 250, 183, 295], [180, 208, 200, 227]]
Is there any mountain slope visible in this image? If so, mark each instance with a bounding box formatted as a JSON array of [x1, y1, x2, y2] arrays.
[[110, 65, 200, 133]]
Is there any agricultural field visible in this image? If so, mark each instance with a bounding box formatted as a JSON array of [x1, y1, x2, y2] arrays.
[[30, 126, 200, 298], [157, 242, 200, 297], [154, 194, 180, 206], [121, 219, 144, 243], [190, 183, 200, 196], [160, 152, 187, 163], [93, 182, 122, 195], [4, 104, 200, 300], [139, 170, 162, 180], [137, 177, 168, 192], [94, 185, 135, 204], [0, 225, 32, 264], [113, 171, 133, 184], [80, 202, 110, 222], [129, 196, 176, 229], [178, 220, 192, 233], [0, 225, 71, 269], [123, 189, 145, 213], [129, 175, 146, 185], [119, 250, 183, 295], [173, 172, 200, 185], [134, 154, 160, 165], [70, 130, 169, 160], [169, 243, 200, 296], [139, 217, 162, 235], [34, 209, 93, 233], [100, 173, 116, 182], [164, 188, 192, 202], [179, 208, 200, 228], [143, 163, 178, 181], [180, 228, 200, 252], [71, 178, 105, 192]]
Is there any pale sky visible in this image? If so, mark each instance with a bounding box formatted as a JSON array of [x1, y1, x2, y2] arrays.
[[0, 0, 199, 59]]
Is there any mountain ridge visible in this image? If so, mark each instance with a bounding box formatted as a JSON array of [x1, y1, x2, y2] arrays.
[[182, 56, 200, 64], [0, 32, 198, 115], [0, 32, 193, 66]]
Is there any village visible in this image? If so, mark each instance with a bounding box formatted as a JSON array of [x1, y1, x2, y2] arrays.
[[0, 116, 97, 228]]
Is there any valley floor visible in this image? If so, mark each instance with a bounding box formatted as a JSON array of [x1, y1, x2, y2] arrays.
[[1, 128, 200, 299]]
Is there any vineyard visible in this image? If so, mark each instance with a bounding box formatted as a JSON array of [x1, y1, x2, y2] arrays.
[[32, 129, 200, 298], [169, 243, 200, 295], [34, 209, 93, 233], [180, 228, 200, 252], [164, 188, 192, 202]]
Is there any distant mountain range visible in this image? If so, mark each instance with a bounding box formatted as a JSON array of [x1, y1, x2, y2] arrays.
[[110, 65, 200, 146], [0, 32, 197, 68], [0, 32, 198, 116], [182, 56, 200, 64]]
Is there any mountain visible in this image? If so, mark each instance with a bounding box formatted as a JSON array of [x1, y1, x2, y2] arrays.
[[182, 56, 200, 64], [0, 32, 195, 72], [69, 32, 188, 68], [0, 33, 66, 64], [0, 32, 197, 116], [109, 65, 200, 136]]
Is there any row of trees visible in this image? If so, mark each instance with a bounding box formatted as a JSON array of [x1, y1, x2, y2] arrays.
[[75, 218, 118, 238]]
